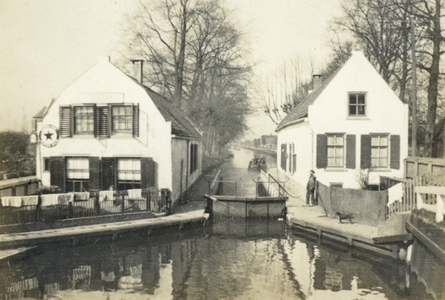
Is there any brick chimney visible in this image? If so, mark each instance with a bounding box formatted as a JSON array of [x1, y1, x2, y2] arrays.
[[313, 74, 322, 90], [130, 60, 144, 84]]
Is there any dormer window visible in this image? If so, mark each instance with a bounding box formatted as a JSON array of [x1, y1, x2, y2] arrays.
[[349, 93, 366, 116]]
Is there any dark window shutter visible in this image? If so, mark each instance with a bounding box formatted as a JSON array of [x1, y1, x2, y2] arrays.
[[141, 158, 155, 188], [346, 135, 356, 169], [195, 144, 198, 171], [190, 144, 194, 174], [316, 134, 327, 169], [95, 106, 109, 139], [132, 104, 139, 137], [289, 144, 293, 171], [390, 135, 400, 169], [360, 135, 371, 169], [293, 154, 297, 173], [108, 104, 113, 137], [89, 157, 101, 190], [101, 157, 116, 190], [93, 105, 97, 138], [281, 144, 287, 170], [50, 156, 66, 192], [59, 106, 72, 137]]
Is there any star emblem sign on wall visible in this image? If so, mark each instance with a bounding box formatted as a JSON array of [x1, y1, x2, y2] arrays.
[[39, 125, 59, 148]]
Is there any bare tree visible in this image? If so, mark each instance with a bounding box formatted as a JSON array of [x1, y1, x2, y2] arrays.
[[409, 0, 444, 157], [121, 0, 252, 155], [122, 0, 197, 107], [257, 55, 312, 125], [330, 0, 413, 100], [0, 131, 31, 175], [184, 0, 252, 154]]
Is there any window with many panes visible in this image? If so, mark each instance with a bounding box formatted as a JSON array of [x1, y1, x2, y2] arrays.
[[112, 106, 133, 134], [117, 159, 141, 190], [66, 158, 90, 192], [371, 134, 388, 168], [74, 106, 94, 134], [349, 93, 366, 116], [60, 104, 139, 138], [327, 134, 345, 167]]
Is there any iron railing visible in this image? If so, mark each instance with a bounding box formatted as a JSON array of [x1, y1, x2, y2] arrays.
[[0, 187, 171, 226]]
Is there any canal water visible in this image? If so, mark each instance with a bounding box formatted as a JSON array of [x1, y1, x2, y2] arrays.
[[0, 149, 440, 300]]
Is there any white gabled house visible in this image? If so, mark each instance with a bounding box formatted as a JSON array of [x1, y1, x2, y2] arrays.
[[34, 56, 202, 204], [276, 51, 408, 190]]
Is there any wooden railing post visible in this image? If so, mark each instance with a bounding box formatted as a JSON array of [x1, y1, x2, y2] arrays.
[[437, 194, 444, 223], [416, 192, 423, 210]]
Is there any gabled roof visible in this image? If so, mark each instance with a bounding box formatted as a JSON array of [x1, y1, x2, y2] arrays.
[[276, 51, 405, 132], [144, 87, 202, 139], [276, 67, 340, 132]]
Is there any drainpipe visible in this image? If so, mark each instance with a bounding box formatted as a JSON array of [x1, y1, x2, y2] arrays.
[[186, 139, 189, 189], [307, 117, 315, 171]]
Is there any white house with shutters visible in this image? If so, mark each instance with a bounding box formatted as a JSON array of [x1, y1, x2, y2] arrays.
[[34, 56, 202, 204], [276, 51, 408, 190]]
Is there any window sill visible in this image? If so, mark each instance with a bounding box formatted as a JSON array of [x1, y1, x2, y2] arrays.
[[324, 168, 348, 172], [72, 135, 95, 139], [346, 116, 370, 120], [109, 134, 134, 140], [370, 168, 392, 172]]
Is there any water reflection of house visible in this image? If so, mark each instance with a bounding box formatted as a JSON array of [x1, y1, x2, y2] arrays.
[[33, 57, 202, 204]]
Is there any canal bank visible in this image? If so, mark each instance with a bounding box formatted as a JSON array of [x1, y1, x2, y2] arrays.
[[0, 149, 442, 300], [0, 156, 220, 250]]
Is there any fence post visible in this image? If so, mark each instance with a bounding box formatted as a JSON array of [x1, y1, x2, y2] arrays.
[[167, 189, 172, 213], [416, 191, 423, 210], [437, 194, 444, 223], [121, 191, 125, 214], [68, 202, 73, 218], [91, 190, 100, 216]]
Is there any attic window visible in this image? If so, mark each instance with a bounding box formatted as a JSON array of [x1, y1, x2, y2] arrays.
[[349, 93, 366, 116]]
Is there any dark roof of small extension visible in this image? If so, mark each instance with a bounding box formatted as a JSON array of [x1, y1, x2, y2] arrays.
[[144, 87, 202, 139], [33, 106, 47, 119], [276, 67, 341, 132]]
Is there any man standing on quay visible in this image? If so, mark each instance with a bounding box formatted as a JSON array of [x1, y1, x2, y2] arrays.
[[306, 170, 317, 206]]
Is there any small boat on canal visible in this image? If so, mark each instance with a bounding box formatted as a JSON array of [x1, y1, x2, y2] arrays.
[[248, 157, 267, 171]]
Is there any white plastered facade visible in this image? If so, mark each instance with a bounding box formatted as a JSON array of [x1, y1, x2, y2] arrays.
[[277, 51, 409, 190], [36, 57, 201, 202]]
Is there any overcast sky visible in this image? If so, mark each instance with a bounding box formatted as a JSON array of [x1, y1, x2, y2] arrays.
[[0, 0, 342, 138]]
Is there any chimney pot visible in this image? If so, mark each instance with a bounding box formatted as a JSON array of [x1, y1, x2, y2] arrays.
[[313, 74, 322, 90], [131, 59, 144, 84]]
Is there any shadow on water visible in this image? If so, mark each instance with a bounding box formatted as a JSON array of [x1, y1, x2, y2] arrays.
[[0, 217, 439, 300]]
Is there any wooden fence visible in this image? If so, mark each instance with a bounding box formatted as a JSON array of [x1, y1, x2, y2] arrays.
[[381, 170, 445, 219], [405, 156, 445, 179], [0, 176, 40, 198], [415, 186, 445, 222]]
